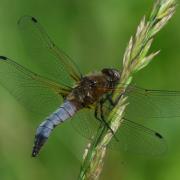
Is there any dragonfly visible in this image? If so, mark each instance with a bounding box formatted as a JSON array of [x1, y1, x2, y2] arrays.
[[0, 16, 179, 157]]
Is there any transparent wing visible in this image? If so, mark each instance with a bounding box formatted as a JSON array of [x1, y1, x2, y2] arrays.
[[94, 84, 180, 119], [109, 118, 167, 155], [70, 99, 166, 156], [102, 103, 167, 155], [71, 107, 100, 139], [125, 86, 180, 119], [0, 56, 71, 117], [18, 15, 82, 87]]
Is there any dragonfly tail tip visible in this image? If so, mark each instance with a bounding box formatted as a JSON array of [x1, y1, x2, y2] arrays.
[[32, 149, 38, 157]]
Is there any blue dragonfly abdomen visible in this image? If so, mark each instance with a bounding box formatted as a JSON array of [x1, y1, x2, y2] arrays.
[[32, 101, 77, 157]]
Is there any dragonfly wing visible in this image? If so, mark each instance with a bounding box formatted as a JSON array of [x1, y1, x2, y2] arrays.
[[125, 86, 180, 120], [71, 107, 100, 139], [71, 101, 166, 156], [98, 101, 166, 156], [0, 56, 71, 117], [18, 16, 82, 86], [109, 118, 167, 155], [101, 83, 180, 119], [69, 95, 166, 156]]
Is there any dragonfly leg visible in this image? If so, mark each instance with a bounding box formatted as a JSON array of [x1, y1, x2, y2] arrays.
[[94, 103, 101, 120], [94, 99, 108, 125], [106, 94, 116, 106], [106, 93, 123, 106], [95, 98, 119, 141]]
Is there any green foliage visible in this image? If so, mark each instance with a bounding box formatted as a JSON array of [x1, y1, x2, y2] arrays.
[[0, 0, 179, 180], [79, 0, 177, 179]]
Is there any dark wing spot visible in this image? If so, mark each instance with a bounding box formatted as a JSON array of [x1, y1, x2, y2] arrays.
[[155, 132, 163, 139], [0, 56, 7, 60], [31, 17, 38, 23]]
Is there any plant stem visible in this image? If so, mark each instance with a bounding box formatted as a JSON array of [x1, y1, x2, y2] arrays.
[[78, 0, 177, 179]]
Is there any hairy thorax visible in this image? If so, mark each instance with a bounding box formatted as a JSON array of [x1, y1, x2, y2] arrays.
[[66, 72, 112, 109]]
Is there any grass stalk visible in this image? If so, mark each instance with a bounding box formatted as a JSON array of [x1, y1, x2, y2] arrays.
[[78, 0, 177, 179]]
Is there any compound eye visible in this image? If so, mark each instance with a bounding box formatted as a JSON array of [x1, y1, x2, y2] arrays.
[[102, 68, 120, 82], [102, 68, 112, 77], [102, 68, 109, 74], [114, 72, 119, 79]]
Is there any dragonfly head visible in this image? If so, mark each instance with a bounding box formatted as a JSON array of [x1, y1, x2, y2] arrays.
[[102, 68, 120, 83]]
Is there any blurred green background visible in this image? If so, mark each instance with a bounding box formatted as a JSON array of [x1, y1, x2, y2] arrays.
[[0, 0, 180, 180]]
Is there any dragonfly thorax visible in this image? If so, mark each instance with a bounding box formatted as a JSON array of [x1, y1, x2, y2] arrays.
[[66, 69, 120, 109]]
